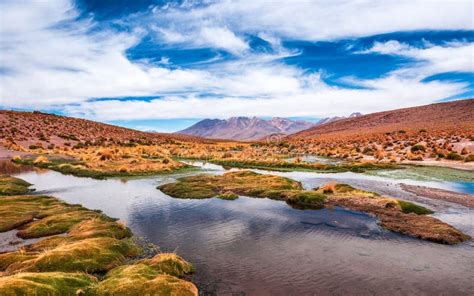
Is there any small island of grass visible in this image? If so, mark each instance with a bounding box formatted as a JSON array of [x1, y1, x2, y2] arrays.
[[0, 175, 33, 195], [159, 171, 470, 245]]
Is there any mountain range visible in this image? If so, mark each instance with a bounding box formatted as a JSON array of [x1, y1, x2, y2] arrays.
[[177, 113, 362, 141]]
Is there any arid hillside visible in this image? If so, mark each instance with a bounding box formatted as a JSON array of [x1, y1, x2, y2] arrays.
[[0, 110, 207, 149], [283, 99, 474, 166], [290, 99, 474, 141]]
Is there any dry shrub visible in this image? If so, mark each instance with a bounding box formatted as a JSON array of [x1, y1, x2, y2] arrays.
[[33, 156, 49, 164], [321, 183, 336, 194]]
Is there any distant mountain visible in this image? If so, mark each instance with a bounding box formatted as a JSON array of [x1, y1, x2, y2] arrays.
[[177, 117, 316, 141], [316, 112, 362, 125]]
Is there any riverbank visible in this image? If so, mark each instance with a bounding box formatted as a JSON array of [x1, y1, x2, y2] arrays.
[[7, 162, 474, 295], [159, 171, 471, 245], [0, 175, 198, 295], [12, 155, 196, 180]]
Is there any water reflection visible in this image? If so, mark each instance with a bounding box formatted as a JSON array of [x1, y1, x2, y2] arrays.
[[0, 160, 35, 175], [9, 169, 474, 295]]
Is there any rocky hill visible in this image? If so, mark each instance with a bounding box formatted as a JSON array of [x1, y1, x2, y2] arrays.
[[178, 117, 315, 141], [0, 110, 206, 149]]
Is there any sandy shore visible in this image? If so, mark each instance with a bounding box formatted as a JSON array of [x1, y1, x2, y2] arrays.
[[400, 184, 474, 208]]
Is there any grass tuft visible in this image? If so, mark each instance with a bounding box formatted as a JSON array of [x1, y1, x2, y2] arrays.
[[397, 200, 434, 215]]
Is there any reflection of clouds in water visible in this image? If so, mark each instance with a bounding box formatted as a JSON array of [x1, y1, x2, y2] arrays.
[[9, 168, 474, 295], [127, 193, 387, 254]]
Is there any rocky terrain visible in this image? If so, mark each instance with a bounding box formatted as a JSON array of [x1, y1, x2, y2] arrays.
[[178, 114, 363, 141]]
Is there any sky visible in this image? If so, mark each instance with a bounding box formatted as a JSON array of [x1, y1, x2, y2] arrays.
[[0, 0, 473, 132]]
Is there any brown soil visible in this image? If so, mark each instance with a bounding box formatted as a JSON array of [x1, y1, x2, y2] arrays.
[[400, 184, 474, 208]]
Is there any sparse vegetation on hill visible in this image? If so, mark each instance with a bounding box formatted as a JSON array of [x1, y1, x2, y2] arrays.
[[0, 110, 208, 149], [2, 100, 473, 177], [284, 99, 474, 165]]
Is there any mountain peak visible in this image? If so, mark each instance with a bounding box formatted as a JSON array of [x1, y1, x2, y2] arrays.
[[178, 117, 315, 141]]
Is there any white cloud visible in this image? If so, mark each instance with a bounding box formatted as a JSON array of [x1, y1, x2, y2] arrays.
[[0, 0, 212, 107], [199, 27, 249, 55], [359, 40, 474, 78], [154, 0, 473, 42], [64, 77, 466, 121], [0, 0, 472, 123], [156, 26, 250, 55]]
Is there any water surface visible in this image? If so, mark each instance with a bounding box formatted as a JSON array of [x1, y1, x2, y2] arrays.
[[9, 166, 474, 295]]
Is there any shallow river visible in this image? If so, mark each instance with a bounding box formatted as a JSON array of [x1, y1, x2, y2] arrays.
[[5, 162, 474, 295]]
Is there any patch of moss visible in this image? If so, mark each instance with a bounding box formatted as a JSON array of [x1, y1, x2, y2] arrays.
[[397, 200, 434, 215], [94, 253, 197, 296], [0, 253, 37, 271], [95, 270, 197, 296], [139, 253, 195, 277], [284, 191, 326, 209], [68, 218, 132, 240], [0, 175, 32, 187], [159, 171, 302, 201], [0, 272, 97, 296], [6, 237, 140, 274], [334, 184, 356, 193], [217, 192, 239, 200], [159, 177, 217, 199], [0, 175, 33, 196], [207, 159, 399, 173], [0, 175, 198, 294], [16, 209, 101, 239], [159, 171, 328, 210]]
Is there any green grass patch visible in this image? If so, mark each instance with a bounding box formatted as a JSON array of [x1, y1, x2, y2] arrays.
[[94, 253, 197, 295], [217, 192, 239, 200], [0, 272, 97, 295], [207, 159, 399, 173], [397, 200, 434, 215], [0, 175, 197, 295], [0, 175, 33, 196]]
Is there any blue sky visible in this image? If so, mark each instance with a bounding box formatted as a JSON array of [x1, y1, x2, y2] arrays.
[[0, 0, 473, 132]]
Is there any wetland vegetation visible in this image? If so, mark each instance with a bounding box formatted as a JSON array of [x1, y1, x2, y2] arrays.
[[0, 175, 197, 295], [159, 171, 470, 244]]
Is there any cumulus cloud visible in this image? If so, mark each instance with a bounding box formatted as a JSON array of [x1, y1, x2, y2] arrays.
[[0, 0, 472, 124], [0, 0, 212, 107]]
